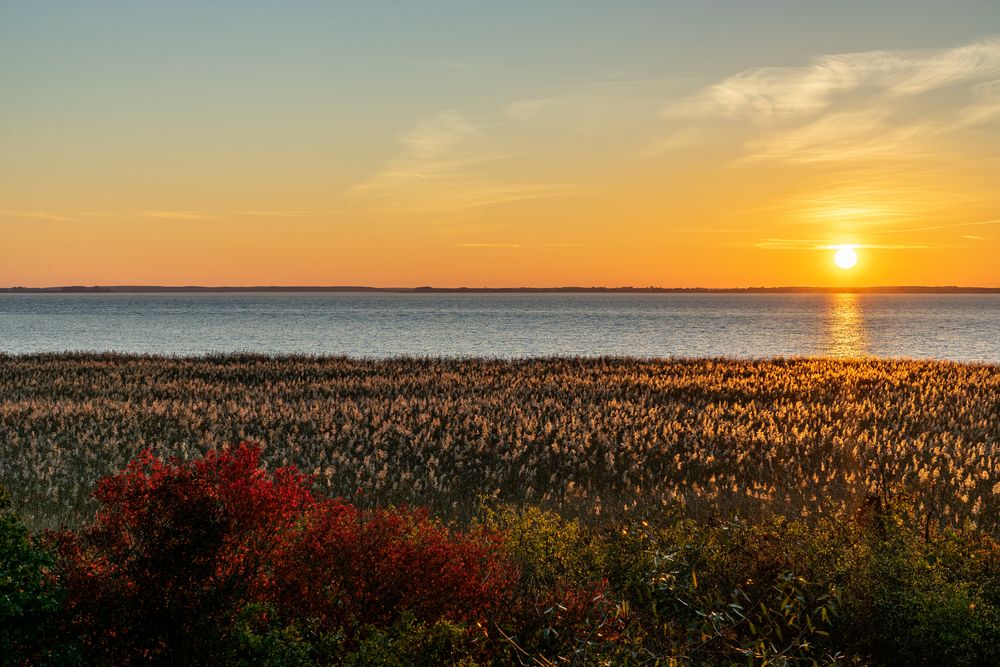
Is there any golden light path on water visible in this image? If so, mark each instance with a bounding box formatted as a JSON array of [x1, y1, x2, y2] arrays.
[[825, 293, 870, 357]]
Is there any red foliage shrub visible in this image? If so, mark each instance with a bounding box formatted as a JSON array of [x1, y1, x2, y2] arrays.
[[53, 443, 315, 664], [262, 501, 515, 633], [52, 443, 516, 663]]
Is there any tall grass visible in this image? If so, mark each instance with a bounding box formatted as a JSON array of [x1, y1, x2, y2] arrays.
[[0, 353, 996, 533]]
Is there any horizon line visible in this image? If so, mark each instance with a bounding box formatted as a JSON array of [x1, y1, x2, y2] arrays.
[[2, 285, 999, 294]]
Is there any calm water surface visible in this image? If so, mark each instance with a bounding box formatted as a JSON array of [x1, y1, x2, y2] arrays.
[[0, 293, 997, 361]]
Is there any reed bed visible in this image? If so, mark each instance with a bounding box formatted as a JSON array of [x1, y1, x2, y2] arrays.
[[0, 353, 996, 532]]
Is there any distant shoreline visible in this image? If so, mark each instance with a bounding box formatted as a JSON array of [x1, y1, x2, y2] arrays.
[[1, 285, 998, 294]]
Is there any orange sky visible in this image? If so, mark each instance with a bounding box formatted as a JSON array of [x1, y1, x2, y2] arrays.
[[2, 3, 998, 287]]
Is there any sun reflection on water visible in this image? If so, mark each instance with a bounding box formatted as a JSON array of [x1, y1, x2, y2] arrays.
[[825, 293, 870, 357]]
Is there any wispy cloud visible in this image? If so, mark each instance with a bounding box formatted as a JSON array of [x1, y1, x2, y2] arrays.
[[349, 111, 575, 219], [142, 211, 218, 221], [140, 210, 317, 220], [503, 75, 690, 148], [667, 38, 1000, 123], [750, 176, 962, 230], [0, 210, 80, 222], [750, 218, 1000, 250], [3, 210, 333, 223], [755, 238, 934, 251], [879, 218, 1000, 234], [229, 210, 315, 217], [455, 242, 521, 248], [663, 36, 1000, 165]]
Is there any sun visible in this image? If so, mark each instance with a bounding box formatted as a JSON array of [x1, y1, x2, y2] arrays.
[[833, 246, 858, 269]]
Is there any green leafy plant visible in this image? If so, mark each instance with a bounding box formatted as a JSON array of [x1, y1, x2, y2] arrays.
[[0, 486, 77, 665], [840, 503, 1000, 666]]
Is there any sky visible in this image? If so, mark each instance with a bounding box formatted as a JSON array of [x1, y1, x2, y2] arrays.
[[2, 0, 999, 287]]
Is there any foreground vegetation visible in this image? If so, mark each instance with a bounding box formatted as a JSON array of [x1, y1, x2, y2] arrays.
[[3, 443, 999, 665], [1, 355, 997, 663], [1, 354, 997, 532]]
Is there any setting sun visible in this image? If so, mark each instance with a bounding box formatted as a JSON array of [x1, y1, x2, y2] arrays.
[[834, 247, 859, 270]]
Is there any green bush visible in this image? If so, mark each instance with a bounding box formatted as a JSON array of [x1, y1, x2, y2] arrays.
[[477, 503, 605, 595], [841, 507, 1000, 666], [0, 487, 77, 665], [225, 604, 333, 666], [226, 607, 479, 666], [343, 615, 479, 667], [477, 505, 635, 663], [609, 517, 842, 664], [598, 506, 1000, 665]]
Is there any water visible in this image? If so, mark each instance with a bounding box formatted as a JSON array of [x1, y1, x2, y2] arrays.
[[0, 293, 997, 361]]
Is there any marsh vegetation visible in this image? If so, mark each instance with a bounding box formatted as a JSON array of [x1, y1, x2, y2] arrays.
[[2, 354, 998, 664], [1, 354, 997, 533]]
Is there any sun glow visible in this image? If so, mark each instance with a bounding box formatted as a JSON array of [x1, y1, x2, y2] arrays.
[[833, 246, 859, 270]]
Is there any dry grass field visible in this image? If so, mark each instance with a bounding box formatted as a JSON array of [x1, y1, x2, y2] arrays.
[[1, 353, 997, 532]]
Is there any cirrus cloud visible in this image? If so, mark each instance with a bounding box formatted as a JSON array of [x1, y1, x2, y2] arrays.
[[348, 111, 577, 221], [663, 36, 1000, 166]]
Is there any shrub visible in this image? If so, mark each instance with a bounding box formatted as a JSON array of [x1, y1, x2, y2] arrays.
[[342, 614, 479, 667], [224, 603, 341, 666], [477, 505, 634, 663], [51, 442, 519, 663], [0, 487, 76, 665], [602, 516, 844, 664], [513, 579, 631, 663], [262, 501, 514, 635], [53, 442, 315, 665], [841, 506, 1000, 666], [477, 504, 605, 595], [226, 606, 481, 667]]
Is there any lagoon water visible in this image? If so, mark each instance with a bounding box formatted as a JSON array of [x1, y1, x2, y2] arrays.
[[0, 293, 997, 362]]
